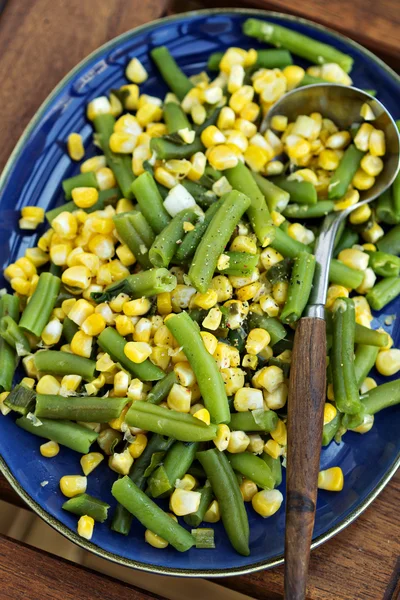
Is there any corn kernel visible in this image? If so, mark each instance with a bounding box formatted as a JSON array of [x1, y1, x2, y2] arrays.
[[36, 375, 60, 395], [62, 266, 91, 291], [210, 275, 233, 302], [271, 419, 287, 446], [227, 430, 250, 453], [123, 298, 151, 317], [192, 408, 211, 426], [264, 439, 284, 460], [349, 204, 372, 225], [87, 96, 111, 121], [174, 362, 196, 387], [282, 65, 305, 90], [334, 188, 360, 211], [352, 169, 375, 191], [167, 383, 192, 413], [323, 403, 338, 425], [52, 212, 78, 239], [360, 153, 384, 177], [126, 57, 148, 83], [252, 489, 283, 517], [202, 307, 222, 331], [151, 346, 170, 370], [213, 423, 231, 452], [70, 330, 93, 358], [60, 475, 87, 498], [198, 331, 217, 355], [234, 387, 263, 412], [40, 441, 60, 458], [128, 433, 148, 459], [41, 318, 63, 346], [68, 299, 94, 326], [10, 277, 30, 295], [375, 349, 400, 376], [109, 448, 134, 475], [67, 133, 84, 161], [124, 341, 152, 363], [369, 129, 386, 156], [220, 367, 245, 396], [338, 248, 369, 271], [80, 155, 106, 173], [318, 467, 344, 491], [157, 292, 172, 316], [263, 382, 288, 410], [204, 499, 220, 523], [170, 488, 201, 516], [77, 515, 94, 540], [136, 103, 163, 128], [360, 377, 377, 395], [246, 328, 270, 355], [354, 123, 374, 152], [145, 529, 168, 549]]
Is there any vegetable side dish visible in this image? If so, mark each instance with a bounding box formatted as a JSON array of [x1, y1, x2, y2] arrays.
[[0, 19, 399, 556]]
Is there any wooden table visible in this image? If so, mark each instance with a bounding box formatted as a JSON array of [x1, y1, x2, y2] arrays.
[[0, 1, 399, 599]]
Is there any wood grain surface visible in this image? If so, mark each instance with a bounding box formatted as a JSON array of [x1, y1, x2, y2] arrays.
[[0, 1, 399, 599], [0, 533, 162, 600]]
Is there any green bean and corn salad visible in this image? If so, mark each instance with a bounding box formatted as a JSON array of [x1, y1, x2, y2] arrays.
[[1, 19, 400, 554]]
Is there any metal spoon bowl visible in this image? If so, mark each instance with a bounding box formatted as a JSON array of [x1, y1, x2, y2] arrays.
[[260, 84, 400, 600]]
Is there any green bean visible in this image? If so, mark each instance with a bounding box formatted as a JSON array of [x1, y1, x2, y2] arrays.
[[366, 276, 400, 310], [98, 327, 164, 381], [197, 449, 249, 556], [376, 189, 400, 225], [251, 172, 290, 213], [0, 296, 18, 392], [261, 453, 282, 487], [392, 128, 400, 222], [62, 171, 98, 199], [298, 73, 326, 86], [283, 201, 335, 219], [92, 268, 176, 304], [333, 228, 359, 257], [112, 476, 195, 552], [270, 227, 311, 259], [62, 316, 79, 344], [130, 434, 175, 490], [322, 411, 342, 446], [247, 313, 287, 346], [149, 208, 199, 268], [377, 225, 400, 255], [280, 252, 316, 324], [225, 163, 275, 246], [229, 410, 278, 432], [354, 325, 389, 348], [127, 211, 156, 248], [131, 172, 171, 234], [354, 344, 379, 387], [4, 384, 36, 415], [328, 145, 365, 200], [331, 298, 363, 414], [0, 316, 30, 355], [34, 350, 96, 381], [19, 273, 61, 337], [180, 180, 217, 209], [195, 106, 222, 136], [164, 102, 191, 133], [191, 528, 215, 549], [150, 135, 204, 160], [126, 401, 218, 441], [362, 379, 400, 414], [184, 486, 214, 527], [243, 19, 353, 72], [189, 190, 251, 292], [146, 372, 178, 405], [174, 200, 221, 262], [329, 259, 364, 289], [16, 416, 98, 453], [62, 493, 110, 522], [266, 258, 293, 285], [151, 46, 194, 101], [367, 251, 400, 277], [35, 394, 127, 422], [165, 311, 230, 424], [366, 277, 400, 310], [46, 187, 121, 224], [93, 114, 135, 198], [148, 441, 198, 497], [113, 212, 152, 269], [207, 48, 293, 71], [111, 503, 133, 535], [216, 252, 259, 276], [227, 452, 275, 490], [273, 177, 317, 205]]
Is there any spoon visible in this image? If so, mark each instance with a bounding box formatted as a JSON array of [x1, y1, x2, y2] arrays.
[[261, 84, 400, 600]]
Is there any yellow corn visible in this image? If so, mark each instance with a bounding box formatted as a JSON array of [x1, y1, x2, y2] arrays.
[[369, 129, 386, 156], [174, 362, 196, 387], [144, 529, 168, 549], [240, 102, 260, 122], [282, 65, 305, 90], [40, 441, 60, 458], [360, 153, 384, 177], [245, 328, 271, 355], [175, 474, 198, 491], [113, 371, 130, 397], [136, 103, 163, 128], [352, 168, 375, 191], [361, 221, 384, 244], [270, 419, 287, 446], [71, 186, 99, 209], [229, 86, 254, 114], [77, 515, 94, 540], [217, 106, 236, 131], [124, 341, 152, 364], [109, 448, 134, 475], [67, 133, 85, 161], [360, 377, 377, 395], [79, 452, 104, 476], [220, 367, 245, 396], [194, 289, 218, 310], [52, 211, 78, 239], [252, 489, 283, 518], [240, 479, 258, 502], [60, 374, 82, 396], [36, 375, 60, 395], [169, 488, 201, 516], [151, 346, 170, 370], [132, 317, 152, 343], [349, 204, 372, 225], [271, 114, 288, 132], [71, 331, 93, 358], [80, 155, 106, 173], [167, 383, 192, 413], [318, 467, 344, 491], [20, 206, 45, 229], [203, 499, 220, 523], [323, 403, 338, 425], [210, 275, 233, 302], [191, 104, 207, 126], [62, 266, 91, 290], [156, 292, 172, 316], [375, 349, 400, 376], [96, 167, 117, 190], [68, 299, 94, 326], [234, 386, 263, 412], [201, 307, 222, 331], [127, 378, 144, 402], [230, 235, 257, 255], [234, 118, 257, 138], [87, 96, 111, 121], [41, 319, 63, 346], [125, 57, 148, 83], [80, 313, 106, 336], [60, 475, 87, 498], [213, 423, 231, 452], [198, 331, 217, 356], [325, 131, 352, 151], [263, 382, 288, 410], [354, 123, 374, 151], [200, 125, 226, 149], [123, 298, 151, 317], [264, 439, 284, 460], [128, 433, 148, 459], [227, 430, 250, 453], [334, 188, 360, 211], [338, 248, 369, 271]]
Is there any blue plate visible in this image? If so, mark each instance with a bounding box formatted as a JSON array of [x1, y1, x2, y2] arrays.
[[0, 8, 399, 577]]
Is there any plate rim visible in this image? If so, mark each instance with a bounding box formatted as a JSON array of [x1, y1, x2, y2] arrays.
[[0, 6, 399, 578]]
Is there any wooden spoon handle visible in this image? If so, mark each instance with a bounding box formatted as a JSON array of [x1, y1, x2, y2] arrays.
[[284, 317, 327, 600]]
